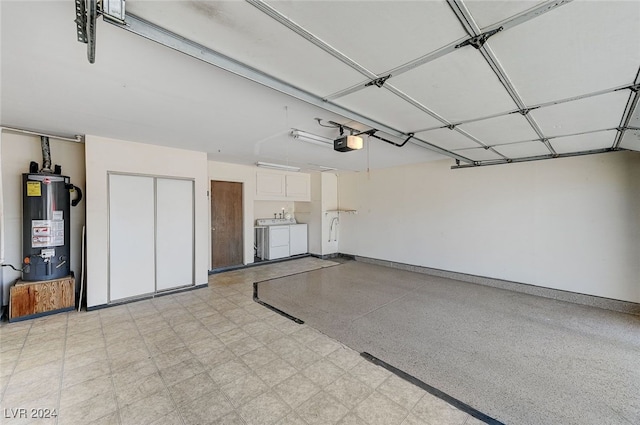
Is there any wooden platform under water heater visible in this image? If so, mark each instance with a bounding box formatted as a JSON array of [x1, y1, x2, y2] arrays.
[[9, 276, 75, 322]]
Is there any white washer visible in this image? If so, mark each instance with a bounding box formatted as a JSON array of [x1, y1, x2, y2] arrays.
[[256, 218, 297, 260]]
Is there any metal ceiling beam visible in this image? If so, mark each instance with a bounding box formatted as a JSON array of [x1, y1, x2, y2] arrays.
[[527, 83, 634, 112], [382, 84, 507, 154], [324, 37, 465, 101], [452, 128, 510, 160], [477, 127, 619, 149], [324, 0, 573, 101], [105, 13, 474, 164], [451, 148, 613, 169], [246, 4, 490, 153], [448, 0, 557, 157], [482, 0, 573, 34], [247, 0, 587, 166], [246, 0, 576, 165], [412, 82, 637, 133], [245, 0, 377, 81], [613, 68, 640, 149], [245, 0, 460, 142]]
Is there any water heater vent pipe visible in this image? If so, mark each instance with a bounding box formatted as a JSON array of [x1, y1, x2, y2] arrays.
[[40, 136, 52, 172]]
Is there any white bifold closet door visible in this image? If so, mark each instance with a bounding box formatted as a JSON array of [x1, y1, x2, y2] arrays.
[[109, 174, 155, 301], [156, 178, 194, 291], [109, 174, 194, 302]]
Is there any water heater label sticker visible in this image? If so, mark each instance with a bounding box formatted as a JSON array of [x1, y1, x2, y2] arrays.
[[32, 220, 65, 247], [26, 181, 41, 196], [53, 211, 63, 220]]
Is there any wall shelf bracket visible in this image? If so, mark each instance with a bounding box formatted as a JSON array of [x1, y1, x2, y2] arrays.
[[325, 209, 358, 216]]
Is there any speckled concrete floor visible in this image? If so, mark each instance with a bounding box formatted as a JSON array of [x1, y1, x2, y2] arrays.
[[258, 261, 640, 425]]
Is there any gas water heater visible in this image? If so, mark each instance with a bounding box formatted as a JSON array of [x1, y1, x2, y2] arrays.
[[21, 136, 82, 281]]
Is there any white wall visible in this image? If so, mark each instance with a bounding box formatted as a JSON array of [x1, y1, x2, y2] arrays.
[[322, 173, 339, 255], [0, 131, 86, 305], [85, 136, 208, 307], [298, 173, 321, 255], [254, 201, 295, 221], [297, 172, 338, 256], [337, 151, 640, 303]]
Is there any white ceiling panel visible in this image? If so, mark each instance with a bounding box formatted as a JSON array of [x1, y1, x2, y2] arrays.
[[465, 1, 546, 29], [530, 90, 630, 137], [550, 131, 616, 154], [488, 0, 640, 105], [334, 87, 443, 132], [459, 113, 539, 145], [366, 133, 448, 168], [265, 0, 467, 75], [492, 141, 551, 158], [126, 1, 365, 96], [453, 148, 504, 161], [416, 127, 482, 150], [391, 47, 517, 122]]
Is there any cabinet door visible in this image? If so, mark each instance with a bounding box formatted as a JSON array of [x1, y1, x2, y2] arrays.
[[156, 178, 194, 291], [285, 174, 310, 200], [256, 172, 285, 199], [109, 174, 155, 301], [289, 224, 308, 256]]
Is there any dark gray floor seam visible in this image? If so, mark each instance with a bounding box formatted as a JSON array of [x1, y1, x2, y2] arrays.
[[252, 263, 346, 324], [361, 352, 505, 425], [209, 253, 312, 274]]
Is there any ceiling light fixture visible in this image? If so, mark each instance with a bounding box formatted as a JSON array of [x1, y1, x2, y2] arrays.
[[291, 129, 333, 147], [292, 128, 364, 152], [308, 163, 338, 172], [256, 161, 300, 172]]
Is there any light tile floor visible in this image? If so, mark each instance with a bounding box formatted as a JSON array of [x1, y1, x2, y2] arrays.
[[0, 258, 483, 425]]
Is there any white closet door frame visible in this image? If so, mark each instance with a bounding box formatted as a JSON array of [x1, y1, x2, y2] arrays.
[[155, 177, 195, 292]]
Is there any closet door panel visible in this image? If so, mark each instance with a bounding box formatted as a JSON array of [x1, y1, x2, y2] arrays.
[[109, 174, 155, 301], [156, 178, 194, 291]]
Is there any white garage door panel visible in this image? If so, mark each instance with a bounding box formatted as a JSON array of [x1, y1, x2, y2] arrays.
[[620, 101, 640, 152], [156, 178, 194, 291], [109, 174, 155, 301]]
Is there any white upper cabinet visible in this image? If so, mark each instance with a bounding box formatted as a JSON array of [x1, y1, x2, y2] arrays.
[[285, 174, 310, 200], [256, 172, 285, 198], [256, 171, 310, 201]]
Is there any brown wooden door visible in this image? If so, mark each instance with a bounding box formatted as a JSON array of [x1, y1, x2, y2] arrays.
[[211, 181, 243, 269]]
